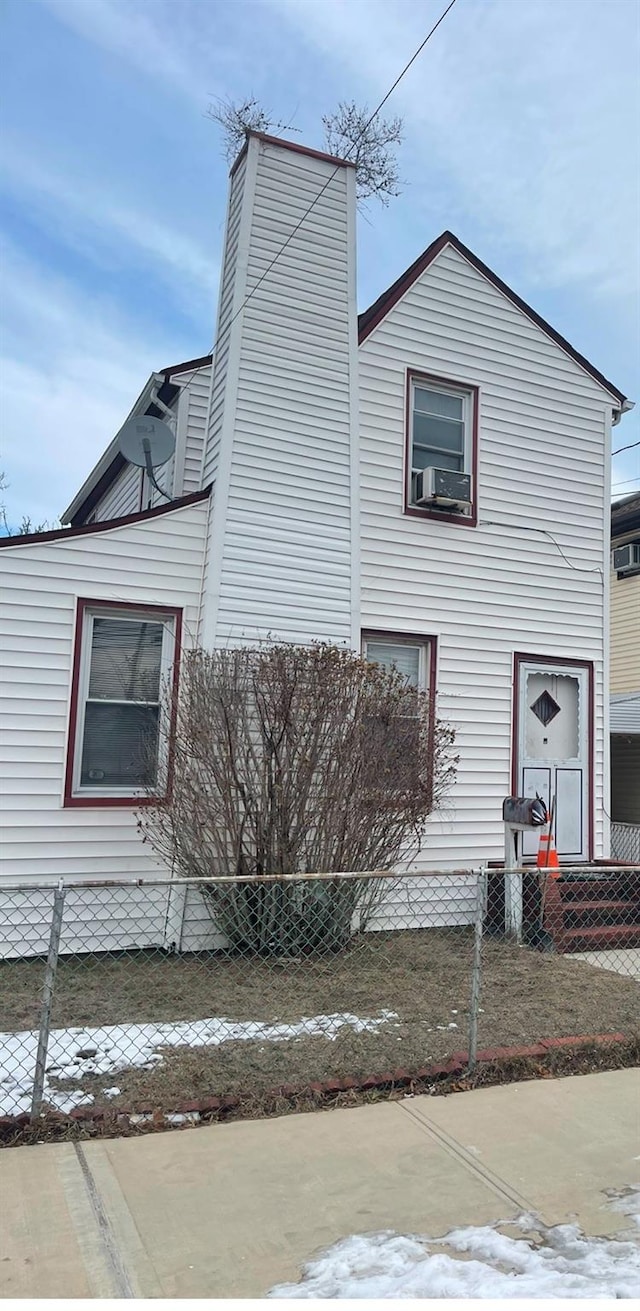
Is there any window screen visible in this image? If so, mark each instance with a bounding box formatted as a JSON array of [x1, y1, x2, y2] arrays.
[[79, 616, 166, 789], [365, 641, 421, 688]]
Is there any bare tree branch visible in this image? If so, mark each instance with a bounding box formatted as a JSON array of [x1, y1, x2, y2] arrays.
[[322, 100, 404, 205], [206, 95, 298, 163], [0, 472, 57, 535]]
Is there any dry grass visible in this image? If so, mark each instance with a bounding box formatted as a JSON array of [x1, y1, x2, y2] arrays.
[[1, 930, 638, 1115], [2, 1036, 638, 1149]]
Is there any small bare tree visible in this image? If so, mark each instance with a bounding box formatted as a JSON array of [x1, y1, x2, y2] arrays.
[[138, 643, 456, 956], [207, 95, 296, 164], [323, 100, 403, 205]]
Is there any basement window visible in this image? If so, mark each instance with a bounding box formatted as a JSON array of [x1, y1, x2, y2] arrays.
[[65, 601, 181, 806]]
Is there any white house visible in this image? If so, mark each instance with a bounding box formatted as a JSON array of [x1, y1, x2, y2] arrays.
[[1, 131, 633, 954]]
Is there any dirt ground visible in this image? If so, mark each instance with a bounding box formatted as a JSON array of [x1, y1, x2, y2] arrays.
[[2, 930, 638, 1112]]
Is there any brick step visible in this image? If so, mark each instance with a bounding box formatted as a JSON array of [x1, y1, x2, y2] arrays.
[[558, 879, 636, 902], [560, 924, 640, 953], [563, 899, 640, 929]]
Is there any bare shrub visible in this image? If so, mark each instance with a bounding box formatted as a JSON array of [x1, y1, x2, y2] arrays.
[[138, 643, 456, 955]]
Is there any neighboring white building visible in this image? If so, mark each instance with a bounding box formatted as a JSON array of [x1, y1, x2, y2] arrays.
[[0, 131, 634, 953]]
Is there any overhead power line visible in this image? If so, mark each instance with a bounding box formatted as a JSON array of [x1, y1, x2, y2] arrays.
[[612, 439, 640, 456], [168, 0, 460, 396]]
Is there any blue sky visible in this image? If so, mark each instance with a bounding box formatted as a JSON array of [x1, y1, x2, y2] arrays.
[[1, 0, 638, 525]]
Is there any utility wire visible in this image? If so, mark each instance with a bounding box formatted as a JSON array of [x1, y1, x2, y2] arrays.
[[611, 477, 640, 490], [166, 0, 459, 398], [612, 439, 640, 456], [480, 519, 604, 575]]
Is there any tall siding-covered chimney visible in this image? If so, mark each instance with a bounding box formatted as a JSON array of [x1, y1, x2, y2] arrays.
[[200, 133, 359, 648]]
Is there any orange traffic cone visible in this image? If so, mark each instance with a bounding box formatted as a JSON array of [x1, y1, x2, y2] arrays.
[[537, 826, 560, 875]]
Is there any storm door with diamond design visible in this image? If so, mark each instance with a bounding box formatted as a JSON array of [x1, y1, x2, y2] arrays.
[[516, 661, 590, 861]]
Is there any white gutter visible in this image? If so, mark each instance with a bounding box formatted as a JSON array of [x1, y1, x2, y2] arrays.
[[613, 397, 635, 426]]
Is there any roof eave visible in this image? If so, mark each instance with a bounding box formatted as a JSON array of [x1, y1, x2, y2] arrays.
[[61, 372, 164, 524], [4, 486, 212, 549], [358, 231, 628, 407]]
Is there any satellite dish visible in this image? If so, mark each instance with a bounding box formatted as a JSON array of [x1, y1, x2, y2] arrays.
[[118, 415, 175, 469]]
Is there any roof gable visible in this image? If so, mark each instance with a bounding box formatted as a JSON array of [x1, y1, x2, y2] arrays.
[[358, 231, 626, 406], [612, 492, 640, 537]]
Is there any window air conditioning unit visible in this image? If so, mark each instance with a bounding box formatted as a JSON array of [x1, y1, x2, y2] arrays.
[[612, 541, 640, 575], [414, 467, 472, 510]]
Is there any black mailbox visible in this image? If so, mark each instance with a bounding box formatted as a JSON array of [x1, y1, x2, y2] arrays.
[[502, 796, 547, 828]]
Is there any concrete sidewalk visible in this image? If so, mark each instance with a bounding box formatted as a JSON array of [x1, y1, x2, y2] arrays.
[[2, 1068, 639, 1298]]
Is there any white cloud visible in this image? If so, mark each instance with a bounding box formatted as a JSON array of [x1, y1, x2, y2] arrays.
[[0, 241, 197, 524], [268, 0, 639, 309], [0, 143, 217, 310], [40, 0, 241, 108], [40, 0, 205, 103]]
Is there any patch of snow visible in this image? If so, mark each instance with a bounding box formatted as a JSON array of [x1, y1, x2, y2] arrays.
[[0, 1009, 397, 1117], [605, 1186, 640, 1228], [102, 1087, 121, 1099], [269, 1210, 640, 1299]]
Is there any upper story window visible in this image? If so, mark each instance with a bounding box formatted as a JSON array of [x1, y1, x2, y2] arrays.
[[405, 371, 478, 527], [65, 601, 181, 807]]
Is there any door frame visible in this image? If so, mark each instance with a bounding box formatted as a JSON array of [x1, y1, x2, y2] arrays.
[[511, 652, 595, 862]]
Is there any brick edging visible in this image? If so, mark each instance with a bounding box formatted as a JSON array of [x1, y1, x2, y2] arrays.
[[0, 1032, 630, 1131]]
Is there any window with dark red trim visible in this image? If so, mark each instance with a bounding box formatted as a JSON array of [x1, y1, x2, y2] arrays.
[[64, 600, 182, 807], [404, 370, 479, 527], [361, 629, 438, 796]]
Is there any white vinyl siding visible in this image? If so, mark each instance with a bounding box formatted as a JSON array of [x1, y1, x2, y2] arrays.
[[359, 240, 612, 867], [202, 138, 357, 647], [202, 156, 247, 491], [0, 499, 208, 952], [90, 462, 141, 522], [139, 450, 175, 512], [171, 362, 212, 495]]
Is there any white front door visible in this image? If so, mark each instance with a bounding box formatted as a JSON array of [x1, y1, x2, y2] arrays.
[[516, 660, 591, 861]]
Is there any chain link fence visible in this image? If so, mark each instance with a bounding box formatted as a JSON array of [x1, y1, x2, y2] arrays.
[[611, 822, 640, 865], [480, 865, 640, 1056], [1, 865, 638, 1126]]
